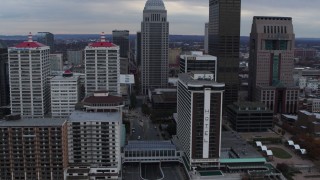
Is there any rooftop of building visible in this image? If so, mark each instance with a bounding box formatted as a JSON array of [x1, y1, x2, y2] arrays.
[[0, 118, 66, 127], [69, 111, 121, 123], [86, 32, 117, 48], [299, 110, 320, 119], [83, 91, 123, 104], [152, 92, 177, 104], [51, 70, 80, 81], [179, 72, 224, 88], [221, 131, 264, 159], [124, 140, 176, 151], [144, 0, 166, 11], [253, 16, 292, 21], [180, 51, 217, 60], [228, 101, 272, 112], [12, 33, 47, 48]]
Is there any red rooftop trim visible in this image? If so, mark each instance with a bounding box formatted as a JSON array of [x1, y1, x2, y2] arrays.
[[15, 41, 46, 48], [64, 69, 72, 74], [89, 42, 116, 48]]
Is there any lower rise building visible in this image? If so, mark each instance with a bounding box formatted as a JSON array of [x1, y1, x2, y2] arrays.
[[0, 116, 68, 180], [227, 102, 273, 132]]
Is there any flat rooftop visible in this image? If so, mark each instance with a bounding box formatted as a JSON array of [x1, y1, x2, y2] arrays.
[[179, 73, 224, 88], [221, 131, 263, 159], [124, 141, 176, 151], [0, 118, 66, 127], [69, 111, 121, 123]]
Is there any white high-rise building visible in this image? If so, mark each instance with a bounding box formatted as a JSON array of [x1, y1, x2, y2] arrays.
[[8, 33, 50, 118], [85, 33, 120, 96], [67, 91, 123, 180], [141, 0, 169, 94], [50, 70, 80, 118]]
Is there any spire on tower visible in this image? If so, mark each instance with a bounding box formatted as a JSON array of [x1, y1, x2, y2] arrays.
[[28, 32, 33, 42], [101, 32, 106, 42]]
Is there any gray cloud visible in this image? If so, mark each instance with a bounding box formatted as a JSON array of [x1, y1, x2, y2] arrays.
[[0, 0, 319, 37]]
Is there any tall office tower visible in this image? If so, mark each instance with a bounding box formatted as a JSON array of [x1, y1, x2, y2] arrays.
[[67, 50, 84, 66], [8, 33, 51, 118], [249, 16, 299, 114], [50, 53, 63, 71], [0, 115, 67, 180], [141, 0, 169, 94], [85, 33, 120, 96], [37, 32, 54, 52], [51, 70, 80, 118], [177, 71, 224, 170], [112, 30, 129, 58], [208, 0, 241, 108], [135, 32, 142, 66], [67, 91, 123, 179], [204, 23, 209, 54], [0, 40, 9, 106], [180, 51, 217, 79]]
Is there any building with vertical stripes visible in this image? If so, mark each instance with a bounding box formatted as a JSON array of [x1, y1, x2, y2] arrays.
[[176, 71, 224, 170], [8, 33, 51, 118]]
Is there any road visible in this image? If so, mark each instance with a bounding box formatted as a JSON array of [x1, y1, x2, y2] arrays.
[[127, 96, 162, 141]]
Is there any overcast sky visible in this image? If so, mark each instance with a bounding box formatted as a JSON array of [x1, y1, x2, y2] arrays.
[[0, 0, 319, 37]]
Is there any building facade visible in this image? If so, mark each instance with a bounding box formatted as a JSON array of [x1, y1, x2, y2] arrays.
[[0, 40, 9, 106], [204, 22, 209, 54], [8, 33, 51, 118], [180, 51, 217, 80], [51, 70, 80, 118], [227, 102, 274, 132], [208, 0, 241, 108], [141, 0, 169, 94], [249, 16, 299, 114], [67, 91, 123, 179], [50, 53, 63, 71], [135, 31, 142, 66], [67, 50, 84, 66], [112, 30, 129, 58], [85, 33, 120, 96], [0, 116, 68, 180], [177, 71, 224, 170], [36, 32, 54, 52]]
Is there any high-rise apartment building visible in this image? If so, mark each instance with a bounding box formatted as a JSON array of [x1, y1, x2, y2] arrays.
[[249, 16, 299, 114], [0, 40, 9, 106], [0, 116, 68, 180], [112, 30, 129, 58], [85, 33, 120, 96], [208, 0, 241, 108], [135, 32, 142, 66], [67, 91, 123, 179], [141, 0, 169, 94], [204, 23, 209, 54], [51, 70, 80, 118], [177, 71, 224, 170], [8, 33, 51, 118], [37, 32, 54, 52], [180, 51, 217, 79], [67, 50, 84, 66]]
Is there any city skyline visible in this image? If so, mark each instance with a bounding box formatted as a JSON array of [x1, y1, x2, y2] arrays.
[[1, 0, 320, 37]]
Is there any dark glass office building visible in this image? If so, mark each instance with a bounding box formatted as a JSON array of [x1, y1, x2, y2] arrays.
[[208, 0, 241, 108], [0, 40, 9, 106], [112, 30, 130, 58]]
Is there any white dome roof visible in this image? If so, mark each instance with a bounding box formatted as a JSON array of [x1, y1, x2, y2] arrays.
[[144, 0, 166, 10]]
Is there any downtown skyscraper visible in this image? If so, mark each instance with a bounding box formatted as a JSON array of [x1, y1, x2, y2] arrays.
[[249, 16, 299, 114], [112, 30, 129, 58], [141, 0, 169, 94], [208, 0, 241, 108], [8, 33, 51, 118]]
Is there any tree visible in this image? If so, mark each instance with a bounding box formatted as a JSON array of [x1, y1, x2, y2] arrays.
[[166, 122, 176, 136], [141, 103, 150, 115]]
